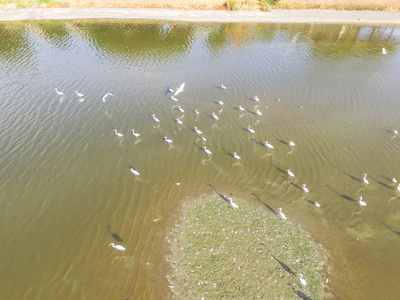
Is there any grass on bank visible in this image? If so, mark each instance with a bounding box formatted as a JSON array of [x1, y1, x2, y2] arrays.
[[167, 194, 328, 299], [0, 0, 61, 8]]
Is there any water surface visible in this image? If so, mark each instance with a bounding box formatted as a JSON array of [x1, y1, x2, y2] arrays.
[[1, 21, 400, 299]]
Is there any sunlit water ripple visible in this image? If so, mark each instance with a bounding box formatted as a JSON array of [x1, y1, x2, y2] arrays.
[[0, 21, 400, 300]]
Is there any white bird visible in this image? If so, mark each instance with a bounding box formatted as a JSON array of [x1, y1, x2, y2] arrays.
[[167, 87, 174, 93], [176, 118, 183, 125], [152, 114, 160, 123], [299, 274, 307, 286], [211, 113, 219, 120], [363, 174, 369, 185], [247, 126, 255, 134], [164, 136, 173, 145], [392, 178, 398, 184], [131, 129, 140, 138], [233, 152, 241, 160], [203, 146, 212, 156], [194, 127, 203, 135], [55, 88, 64, 96], [278, 208, 287, 220], [109, 243, 125, 251], [102, 93, 113, 102], [75, 91, 84, 97], [256, 109, 262, 116], [382, 47, 387, 54], [254, 96, 260, 102], [220, 84, 227, 90], [265, 141, 274, 149], [315, 202, 321, 207], [194, 109, 200, 115], [129, 168, 140, 176], [217, 100, 224, 106], [228, 197, 238, 209], [170, 96, 178, 102], [287, 169, 295, 178], [177, 105, 184, 113], [359, 196, 367, 206], [289, 141, 295, 147], [392, 130, 398, 138], [396, 184, 400, 193], [113, 129, 123, 137], [174, 83, 185, 96], [238, 105, 245, 112], [201, 136, 207, 142], [302, 184, 309, 193]]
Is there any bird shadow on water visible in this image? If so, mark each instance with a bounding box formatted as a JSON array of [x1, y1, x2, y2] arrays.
[[332, 166, 362, 184], [208, 184, 230, 204], [368, 175, 391, 189], [259, 243, 297, 277], [251, 193, 277, 215], [380, 222, 400, 237], [106, 225, 123, 243], [325, 185, 356, 203]]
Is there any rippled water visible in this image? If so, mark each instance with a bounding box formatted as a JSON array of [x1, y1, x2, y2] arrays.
[[1, 21, 400, 299]]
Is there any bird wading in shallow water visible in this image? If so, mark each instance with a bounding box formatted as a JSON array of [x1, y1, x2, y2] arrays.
[[113, 129, 123, 137], [109, 243, 125, 251]]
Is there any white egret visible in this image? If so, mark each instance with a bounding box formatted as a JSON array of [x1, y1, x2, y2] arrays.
[[194, 109, 200, 115], [174, 83, 185, 96], [233, 152, 241, 160], [75, 91, 84, 97], [238, 105, 245, 112], [254, 96, 260, 102], [55, 88, 64, 96], [203, 146, 212, 156], [176, 118, 183, 125], [194, 127, 203, 135], [102, 93, 113, 102], [220, 84, 227, 90], [265, 141, 274, 149], [382, 47, 387, 54], [164, 136, 173, 145], [170, 96, 178, 102], [287, 169, 295, 178], [113, 129, 123, 137], [256, 109, 262, 116], [152, 114, 160, 123], [247, 126, 255, 134], [359, 196, 367, 206], [392, 178, 398, 184], [397, 183, 400, 193], [109, 243, 125, 251], [363, 174, 369, 185], [289, 141, 295, 147], [177, 105, 184, 113], [129, 168, 140, 176], [315, 202, 321, 207], [131, 129, 140, 138], [217, 100, 224, 106], [201, 136, 207, 142], [278, 208, 287, 220], [298, 274, 307, 286], [302, 184, 309, 193], [392, 130, 398, 139], [211, 113, 219, 120], [228, 197, 238, 209]]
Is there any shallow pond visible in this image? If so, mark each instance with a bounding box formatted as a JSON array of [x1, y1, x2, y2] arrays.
[[0, 20, 400, 299]]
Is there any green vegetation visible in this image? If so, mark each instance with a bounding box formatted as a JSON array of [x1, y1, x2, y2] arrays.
[[226, 0, 243, 10], [259, 0, 272, 11], [167, 195, 327, 299], [0, 0, 61, 8]]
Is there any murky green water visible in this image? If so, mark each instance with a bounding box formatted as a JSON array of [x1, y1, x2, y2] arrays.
[[1, 20, 400, 299]]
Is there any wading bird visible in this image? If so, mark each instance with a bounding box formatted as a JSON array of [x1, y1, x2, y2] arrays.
[[287, 169, 295, 178], [152, 114, 160, 123], [247, 126, 255, 134], [194, 109, 199, 115], [203, 146, 212, 156], [220, 84, 227, 90], [177, 105, 184, 113], [302, 184, 309, 193], [289, 141, 295, 147], [170, 96, 178, 102], [359, 196, 367, 206], [55, 88, 64, 96], [238, 105, 245, 112], [164, 136, 173, 145], [211, 113, 219, 120], [102, 93, 113, 102], [299, 274, 307, 286], [194, 127, 203, 135], [256, 109, 262, 116], [217, 100, 224, 106], [75, 91, 84, 98], [176, 118, 183, 125], [174, 83, 185, 96], [109, 243, 125, 252], [113, 129, 123, 137], [228, 197, 238, 209], [233, 152, 241, 160], [254, 96, 260, 102], [382, 47, 387, 54], [131, 129, 140, 138], [315, 202, 321, 207], [278, 208, 287, 220], [129, 168, 140, 176], [265, 141, 274, 149], [363, 174, 369, 185]]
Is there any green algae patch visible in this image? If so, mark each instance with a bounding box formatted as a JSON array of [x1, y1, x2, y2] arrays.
[[167, 194, 328, 299]]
